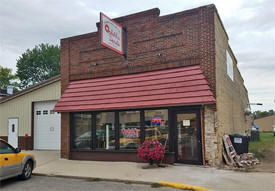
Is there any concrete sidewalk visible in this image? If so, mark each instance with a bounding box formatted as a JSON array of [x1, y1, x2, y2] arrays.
[[27, 151, 275, 191]]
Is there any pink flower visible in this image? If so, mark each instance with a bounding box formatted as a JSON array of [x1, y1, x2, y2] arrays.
[[137, 140, 165, 164]]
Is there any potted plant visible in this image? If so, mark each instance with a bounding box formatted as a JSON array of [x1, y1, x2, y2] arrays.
[[137, 139, 165, 166]]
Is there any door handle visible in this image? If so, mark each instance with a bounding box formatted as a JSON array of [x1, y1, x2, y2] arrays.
[[4, 157, 8, 161]]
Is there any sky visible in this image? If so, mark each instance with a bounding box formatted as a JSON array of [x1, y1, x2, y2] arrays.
[[0, 0, 274, 111]]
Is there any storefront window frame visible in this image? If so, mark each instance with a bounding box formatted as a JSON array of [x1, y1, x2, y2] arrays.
[[70, 108, 172, 152], [94, 111, 116, 151], [70, 112, 93, 150], [118, 110, 141, 151], [144, 109, 169, 150]]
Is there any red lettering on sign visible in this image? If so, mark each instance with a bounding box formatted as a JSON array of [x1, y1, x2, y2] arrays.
[[121, 128, 139, 138]]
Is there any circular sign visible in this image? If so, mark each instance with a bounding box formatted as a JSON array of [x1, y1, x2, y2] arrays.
[[104, 24, 110, 33]]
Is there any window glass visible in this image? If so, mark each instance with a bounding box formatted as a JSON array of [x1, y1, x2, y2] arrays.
[[119, 111, 140, 150], [226, 50, 234, 81], [43, 110, 48, 115], [36, 111, 41, 115], [72, 113, 92, 149], [50, 110, 55, 114], [96, 112, 115, 150], [145, 109, 169, 149], [0, 141, 15, 154], [177, 113, 198, 160]]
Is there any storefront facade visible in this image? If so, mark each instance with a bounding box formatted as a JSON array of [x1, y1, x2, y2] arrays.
[[55, 5, 250, 166], [68, 106, 203, 164]]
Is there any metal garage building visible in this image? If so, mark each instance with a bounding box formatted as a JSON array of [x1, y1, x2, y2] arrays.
[[0, 75, 61, 150], [254, 115, 275, 133]]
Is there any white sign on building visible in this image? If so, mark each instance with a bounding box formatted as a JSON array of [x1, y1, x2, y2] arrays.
[[100, 12, 124, 54], [182, 120, 190, 126]]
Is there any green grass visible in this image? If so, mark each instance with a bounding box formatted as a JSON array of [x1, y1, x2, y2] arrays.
[[249, 133, 275, 158]]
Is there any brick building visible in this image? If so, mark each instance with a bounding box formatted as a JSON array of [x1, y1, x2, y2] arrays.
[[54, 4, 250, 166]]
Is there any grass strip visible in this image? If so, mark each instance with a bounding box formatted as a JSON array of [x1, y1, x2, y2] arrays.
[[249, 133, 275, 158]]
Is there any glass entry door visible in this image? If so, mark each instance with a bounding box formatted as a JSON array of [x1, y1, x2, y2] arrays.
[[176, 111, 202, 164]]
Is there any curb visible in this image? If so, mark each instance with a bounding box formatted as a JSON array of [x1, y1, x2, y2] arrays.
[[158, 181, 214, 191], [33, 173, 213, 190], [33, 173, 154, 185]]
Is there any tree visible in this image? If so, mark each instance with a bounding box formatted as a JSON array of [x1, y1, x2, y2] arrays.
[[253, 110, 275, 119], [0, 66, 18, 89], [16, 43, 60, 88], [268, 109, 274, 116]]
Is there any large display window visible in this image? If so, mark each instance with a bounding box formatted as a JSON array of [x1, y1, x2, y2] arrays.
[[72, 113, 92, 149], [144, 109, 169, 149], [96, 112, 115, 150], [119, 111, 140, 150], [71, 109, 169, 151]]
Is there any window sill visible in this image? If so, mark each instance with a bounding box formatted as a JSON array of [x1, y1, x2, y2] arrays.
[[70, 149, 174, 154], [71, 149, 138, 153]]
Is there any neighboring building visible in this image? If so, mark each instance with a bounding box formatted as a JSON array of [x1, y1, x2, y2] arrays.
[[0, 89, 8, 99], [54, 5, 250, 166], [254, 115, 275, 132], [0, 76, 61, 150], [0, 86, 15, 99]]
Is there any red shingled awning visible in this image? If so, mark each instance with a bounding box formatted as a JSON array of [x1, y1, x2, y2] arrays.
[[54, 65, 215, 112]]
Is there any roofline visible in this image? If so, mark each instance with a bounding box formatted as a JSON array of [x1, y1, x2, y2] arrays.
[[61, 4, 219, 42], [100, 8, 160, 25], [228, 44, 238, 64], [158, 4, 214, 20], [213, 5, 229, 40], [0, 75, 61, 104], [254, 114, 275, 120], [61, 8, 160, 42]]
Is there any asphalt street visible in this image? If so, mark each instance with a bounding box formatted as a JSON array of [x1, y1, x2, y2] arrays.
[[0, 176, 183, 191]]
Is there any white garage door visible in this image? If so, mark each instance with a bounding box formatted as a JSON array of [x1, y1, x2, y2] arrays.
[[34, 101, 61, 150]]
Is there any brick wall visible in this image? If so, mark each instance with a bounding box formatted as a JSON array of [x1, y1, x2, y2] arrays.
[[61, 5, 216, 91], [0, 136, 33, 150], [60, 5, 217, 159], [60, 113, 70, 158]]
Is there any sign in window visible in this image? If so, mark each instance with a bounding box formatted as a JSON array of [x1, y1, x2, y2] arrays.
[[119, 111, 140, 150]]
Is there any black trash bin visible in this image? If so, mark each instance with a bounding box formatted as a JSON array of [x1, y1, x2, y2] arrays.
[[229, 134, 249, 155]]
